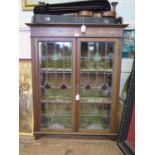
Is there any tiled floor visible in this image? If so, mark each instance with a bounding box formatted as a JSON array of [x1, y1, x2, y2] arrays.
[[20, 136, 123, 155]]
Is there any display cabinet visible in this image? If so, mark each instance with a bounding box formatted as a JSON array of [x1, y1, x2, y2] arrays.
[[27, 23, 127, 139]]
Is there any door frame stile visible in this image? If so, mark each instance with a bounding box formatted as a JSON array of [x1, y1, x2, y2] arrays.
[[72, 38, 78, 132], [75, 38, 81, 132], [111, 39, 122, 133]]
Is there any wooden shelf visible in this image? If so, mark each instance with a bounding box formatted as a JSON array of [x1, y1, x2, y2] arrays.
[[80, 98, 111, 104], [81, 69, 113, 72], [41, 114, 71, 117], [41, 98, 111, 104], [41, 100, 71, 104], [81, 56, 113, 59], [80, 114, 110, 117], [40, 68, 71, 72], [40, 68, 113, 73]]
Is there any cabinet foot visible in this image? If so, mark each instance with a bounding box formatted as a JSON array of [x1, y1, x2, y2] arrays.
[[34, 134, 41, 140]]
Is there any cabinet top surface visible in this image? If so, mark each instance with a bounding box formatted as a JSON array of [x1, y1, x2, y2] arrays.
[[26, 23, 128, 28]]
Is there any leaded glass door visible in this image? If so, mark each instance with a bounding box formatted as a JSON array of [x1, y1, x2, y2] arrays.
[[37, 37, 119, 134], [77, 38, 119, 133], [38, 38, 76, 132]]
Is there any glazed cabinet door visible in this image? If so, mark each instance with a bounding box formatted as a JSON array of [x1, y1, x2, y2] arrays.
[[77, 38, 121, 134], [33, 37, 121, 134], [34, 38, 76, 132]]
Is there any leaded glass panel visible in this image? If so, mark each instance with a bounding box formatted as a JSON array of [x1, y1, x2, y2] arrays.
[[39, 41, 72, 129], [80, 41, 114, 130]]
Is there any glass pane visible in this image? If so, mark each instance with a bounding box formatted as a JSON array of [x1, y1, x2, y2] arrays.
[[41, 102, 71, 116], [64, 42, 72, 58], [40, 114, 49, 128], [80, 104, 111, 129], [48, 116, 71, 129], [88, 58, 96, 71], [97, 73, 112, 98], [64, 73, 72, 87], [64, 59, 71, 69], [97, 58, 105, 71], [81, 42, 106, 58], [39, 42, 47, 68], [81, 42, 88, 57], [41, 102, 71, 129], [81, 58, 88, 71], [98, 42, 106, 57], [105, 59, 113, 70], [39, 41, 72, 129], [80, 73, 96, 88], [106, 42, 114, 58], [41, 114, 71, 129], [106, 74, 112, 87], [88, 42, 96, 57], [80, 41, 114, 130]]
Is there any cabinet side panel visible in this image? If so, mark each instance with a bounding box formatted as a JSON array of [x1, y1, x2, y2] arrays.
[[31, 38, 40, 133]]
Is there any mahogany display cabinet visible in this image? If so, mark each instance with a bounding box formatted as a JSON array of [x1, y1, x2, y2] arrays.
[[27, 23, 127, 139]]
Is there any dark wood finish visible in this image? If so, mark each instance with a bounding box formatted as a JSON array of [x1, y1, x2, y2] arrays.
[[27, 23, 127, 38], [27, 23, 128, 27], [28, 23, 127, 139], [72, 38, 77, 132], [111, 39, 122, 133], [31, 38, 40, 139], [34, 131, 117, 136]]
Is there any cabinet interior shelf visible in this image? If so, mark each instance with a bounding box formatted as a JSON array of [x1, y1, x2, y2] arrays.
[[41, 114, 71, 117], [40, 68, 71, 72], [80, 56, 113, 59], [40, 68, 113, 73], [41, 99, 112, 104], [40, 114, 110, 117]]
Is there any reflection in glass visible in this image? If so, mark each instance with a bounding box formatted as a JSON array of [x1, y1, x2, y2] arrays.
[[88, 42, 96, 57], [107, 42, 114, 58], [105, 59, 113, 70], [64, 59, 71, 69], [88, 58, 96, 71], [97, 58, 105, 71], [41, 115, 71, 129], [80, 104, 111, 129], [81, 42, 88, 57], [98, 42, 106, 57], [41, 101, 71, 129], [81, 58, 88, 70]]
